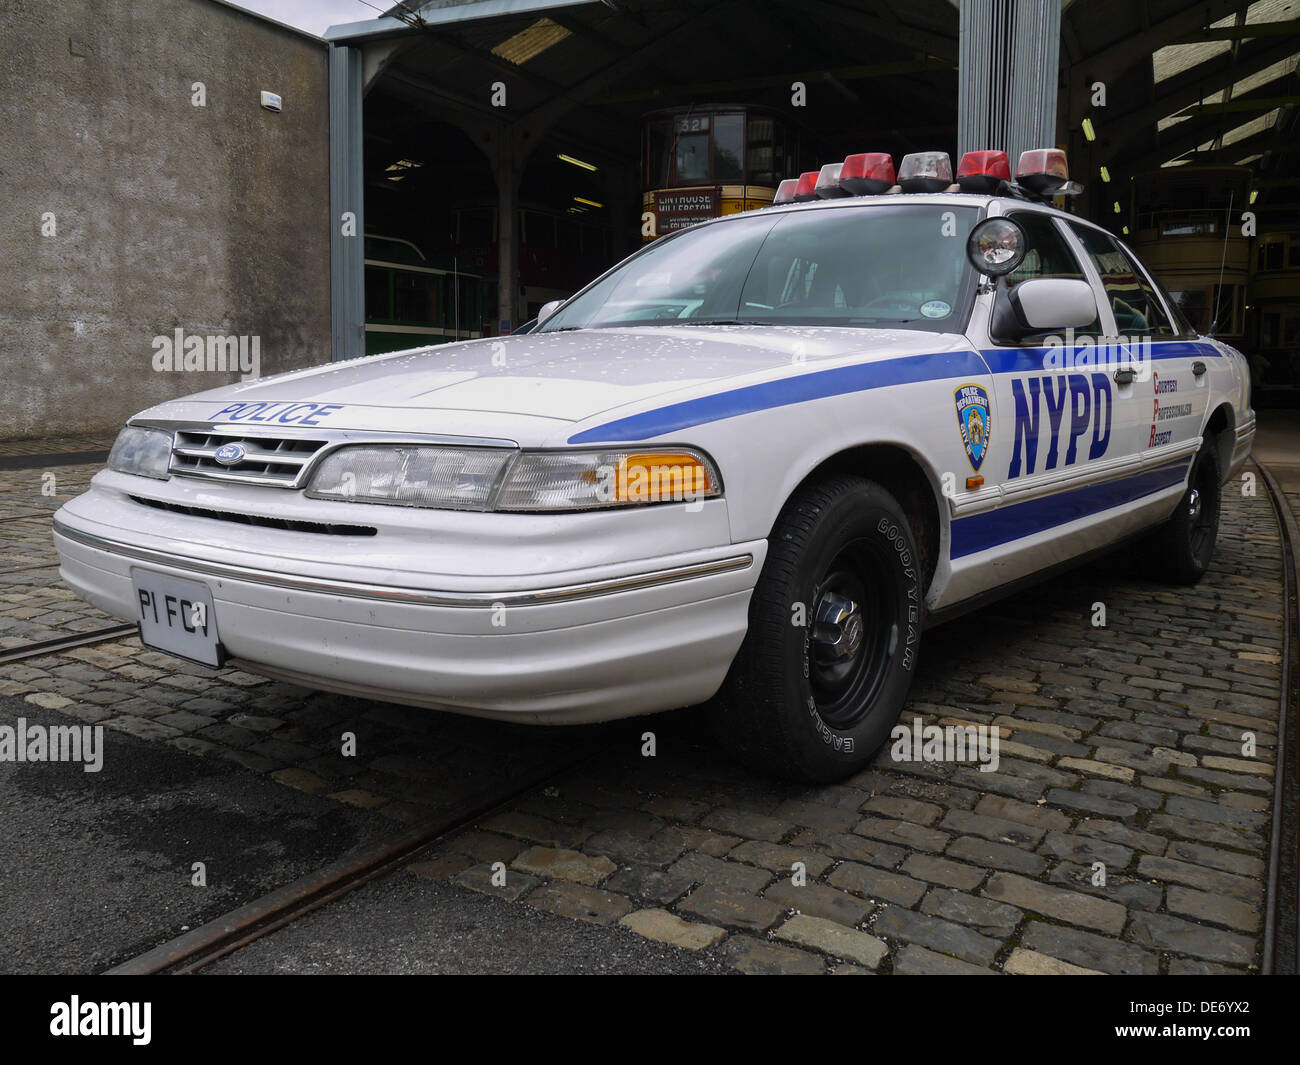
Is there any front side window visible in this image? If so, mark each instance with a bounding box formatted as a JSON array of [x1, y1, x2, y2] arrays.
[[1069, 224, 1175, 337], [1001, 211, 1101, 336], [539, 204, 980, 333]]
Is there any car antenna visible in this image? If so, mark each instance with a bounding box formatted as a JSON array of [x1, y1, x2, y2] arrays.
[[1208, 189, 1234, 336]]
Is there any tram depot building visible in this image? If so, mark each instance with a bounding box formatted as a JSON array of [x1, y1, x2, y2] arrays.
[[1, 0, 1298, 442]]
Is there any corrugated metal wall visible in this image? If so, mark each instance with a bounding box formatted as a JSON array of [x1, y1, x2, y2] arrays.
[[958, 0, 1061, 165]]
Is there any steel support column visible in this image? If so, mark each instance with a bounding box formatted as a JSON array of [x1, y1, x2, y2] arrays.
[[958, 0, 1061, 165], [329, 43, 366, 361]]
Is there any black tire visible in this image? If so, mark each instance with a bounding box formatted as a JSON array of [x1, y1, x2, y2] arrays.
[[1139, 434, 1222, 585], [709, 475, 923, 782]]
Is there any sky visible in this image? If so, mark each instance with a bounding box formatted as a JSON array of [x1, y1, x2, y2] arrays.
[[234, 0, 390, 35]]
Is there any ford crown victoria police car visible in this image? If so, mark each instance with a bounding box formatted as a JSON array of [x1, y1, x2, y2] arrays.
[[53, 148, 1255, 781]]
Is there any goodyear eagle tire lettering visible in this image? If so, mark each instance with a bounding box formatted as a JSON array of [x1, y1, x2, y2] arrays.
[[709, 475, 922, 782]]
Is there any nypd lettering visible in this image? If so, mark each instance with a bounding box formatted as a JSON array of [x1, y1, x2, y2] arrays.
[[954, 383, 990, 472], [210, 401, 344, 426], [1008, 373, 1112, 479]]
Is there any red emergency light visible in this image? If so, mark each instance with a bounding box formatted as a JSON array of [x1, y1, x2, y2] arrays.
[[792, 171, 820, 202], [772, 178, 799, 205], [839, 153, 895, 195], [956, 150, 1011, 193]]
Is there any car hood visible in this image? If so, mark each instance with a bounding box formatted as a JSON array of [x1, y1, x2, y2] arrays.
[[135, 326, 971, 447]]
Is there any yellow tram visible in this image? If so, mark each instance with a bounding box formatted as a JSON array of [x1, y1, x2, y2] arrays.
[[641, 105, 809, 241]]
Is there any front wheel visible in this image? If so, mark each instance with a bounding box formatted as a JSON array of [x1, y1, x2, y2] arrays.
[[709, 476, 923, 782], [1138, 434, 1222, 585]]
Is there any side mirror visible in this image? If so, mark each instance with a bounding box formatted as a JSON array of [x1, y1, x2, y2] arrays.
[[1008, 278, 1098, 332], [536, 299, 565, 326]]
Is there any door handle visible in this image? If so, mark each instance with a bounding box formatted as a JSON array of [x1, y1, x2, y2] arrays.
[[1192, 360, 1207, 377], [1114, 367, 1136, 385]]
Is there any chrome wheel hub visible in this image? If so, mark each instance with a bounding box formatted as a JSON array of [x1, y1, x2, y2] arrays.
[[1187, 488, 1201, 521], [813, 591, 863, 661]]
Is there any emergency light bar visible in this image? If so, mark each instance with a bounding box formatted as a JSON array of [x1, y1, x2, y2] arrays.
[[767, 146, 1080, 210]]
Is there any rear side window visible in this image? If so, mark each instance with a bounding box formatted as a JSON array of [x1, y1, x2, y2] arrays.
[[1069, 224, 1176, 337]]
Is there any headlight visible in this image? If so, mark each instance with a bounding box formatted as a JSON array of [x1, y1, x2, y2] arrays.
[[496, 449, 720, 511], [305, 446, 516, 510], [305, 446, 721, 512], [107, 426, 172, 480]]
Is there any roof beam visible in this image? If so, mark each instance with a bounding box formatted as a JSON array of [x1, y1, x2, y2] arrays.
[[1175, 18, 1300, 42], [1116, 80, 1293, 169], [518, 0, 745, 134], [1103, 35, 1298, 142], [794, 0, 957, 62]]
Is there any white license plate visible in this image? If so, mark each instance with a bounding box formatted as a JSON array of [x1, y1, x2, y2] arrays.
[[131, 570, 224, 668]]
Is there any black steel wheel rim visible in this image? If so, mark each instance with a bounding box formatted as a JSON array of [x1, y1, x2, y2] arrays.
[[1189, 457, 1217, 561], [808, 538, 897, 728]]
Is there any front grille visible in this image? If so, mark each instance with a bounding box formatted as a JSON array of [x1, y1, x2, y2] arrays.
[[170, 430, 328, 488], [130, 496, 377, 536]]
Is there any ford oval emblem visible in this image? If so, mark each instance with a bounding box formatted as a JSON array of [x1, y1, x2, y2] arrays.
[[213, 442, 247, 466]]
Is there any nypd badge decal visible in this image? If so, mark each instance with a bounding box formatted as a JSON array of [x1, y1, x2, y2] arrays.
[[954, 383, 990, 472]]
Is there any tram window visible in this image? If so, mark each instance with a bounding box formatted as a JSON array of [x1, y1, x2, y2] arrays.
[[676, 131, 709, 183], [646, 120, 671, 187], [1069, 224, 1174, 337], [1212, 283, 1240, 334], [365, 267, 392, 320], [747, 117, 775, 186], [714, 114, 744, 182], [1167, 289, 1209, 334], [393, 272, 441, 327]]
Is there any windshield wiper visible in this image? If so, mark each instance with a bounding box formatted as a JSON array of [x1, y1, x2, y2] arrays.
[[677, 318, 753, 326]]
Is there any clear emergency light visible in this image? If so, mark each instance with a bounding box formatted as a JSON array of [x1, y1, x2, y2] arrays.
[[898, 152, 953, 193], [815, 163, 850, 198], [1015, 149, 1070, 196], [772, 178, 799, 205]]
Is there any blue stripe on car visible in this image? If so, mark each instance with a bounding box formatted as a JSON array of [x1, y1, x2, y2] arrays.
[[566, 349, 987, 445], [949, 458, 1190, 559], [567, 340, 1218, 444]]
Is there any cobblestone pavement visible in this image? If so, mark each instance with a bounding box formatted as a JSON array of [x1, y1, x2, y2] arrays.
[[0, 443, 1286, 974]]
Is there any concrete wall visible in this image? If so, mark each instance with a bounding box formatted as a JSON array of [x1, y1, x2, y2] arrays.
[[0, 0, 331, 440]]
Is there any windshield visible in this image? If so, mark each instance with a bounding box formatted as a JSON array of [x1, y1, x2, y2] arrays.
[[539, 203, 981, 333]]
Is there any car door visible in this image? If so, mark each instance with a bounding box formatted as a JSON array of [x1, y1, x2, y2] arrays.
[[950, 207, 1138, 583], [978, 209, 1141, 498], [1064, 223, 1207, 469]]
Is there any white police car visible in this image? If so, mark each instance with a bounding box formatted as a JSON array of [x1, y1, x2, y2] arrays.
[[53, 148, 1254, 781]]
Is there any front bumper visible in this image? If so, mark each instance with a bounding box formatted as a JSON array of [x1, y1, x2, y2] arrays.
[[52, 479, 764, 724]]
